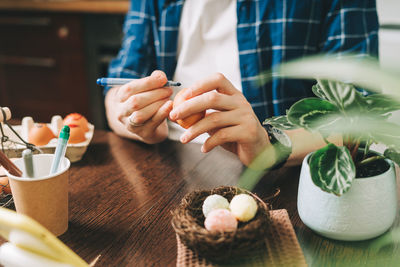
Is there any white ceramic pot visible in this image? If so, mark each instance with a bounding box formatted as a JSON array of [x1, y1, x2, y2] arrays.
[[297, 153, 398, 241]]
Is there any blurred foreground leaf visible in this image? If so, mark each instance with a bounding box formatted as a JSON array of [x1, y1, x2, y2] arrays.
[[267, 55, 400, 99], [370, 228, 400, 251]]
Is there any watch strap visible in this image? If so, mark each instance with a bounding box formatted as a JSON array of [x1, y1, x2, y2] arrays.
[[264, 124, 292, 170]]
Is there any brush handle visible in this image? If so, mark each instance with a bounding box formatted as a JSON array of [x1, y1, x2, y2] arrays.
[[0, 150, 22, 177]]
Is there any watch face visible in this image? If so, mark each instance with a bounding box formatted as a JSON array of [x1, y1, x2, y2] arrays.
[[271, 127, 291, 148]]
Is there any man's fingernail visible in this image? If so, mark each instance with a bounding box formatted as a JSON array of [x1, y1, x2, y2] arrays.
[[170, 110, 177, 120], [201, 146, 206, 153], [151, 71, 162, 79], [180, 134, 187, 143]]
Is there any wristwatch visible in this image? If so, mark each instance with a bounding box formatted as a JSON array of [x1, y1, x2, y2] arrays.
[[263, 124, 292, 170]]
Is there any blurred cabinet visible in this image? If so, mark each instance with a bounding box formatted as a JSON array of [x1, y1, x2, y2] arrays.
[[83, 14, 124, 129], [0, 11, 125, 129], [0, 12, 89, 123]]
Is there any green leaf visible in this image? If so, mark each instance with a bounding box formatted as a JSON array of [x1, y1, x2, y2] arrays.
[[312, 80, 366, 112], [242, 54, 400, 195], [311, 83, 328, 100], [384, 148, 400, 166], [262, 115, 298, 130], [309, 143, 355, 196], [287, 98, 341, 132], [237, 145, 277, 190], [365, 94, 400, 115]]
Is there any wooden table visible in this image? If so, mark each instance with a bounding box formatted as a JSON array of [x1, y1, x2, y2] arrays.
[[4, 129, 400, 266]]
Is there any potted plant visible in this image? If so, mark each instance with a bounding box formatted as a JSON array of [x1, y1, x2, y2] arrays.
[[239, 55, 400, 241]]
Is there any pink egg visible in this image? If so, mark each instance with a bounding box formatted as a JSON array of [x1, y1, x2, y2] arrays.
[[204, 209, 238, 232]]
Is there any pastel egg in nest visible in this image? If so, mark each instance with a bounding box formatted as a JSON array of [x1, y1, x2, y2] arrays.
[[28, 123, 56, 146]]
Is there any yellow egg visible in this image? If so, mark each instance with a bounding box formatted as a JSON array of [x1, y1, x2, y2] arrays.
[[229, 194, 258, 222]]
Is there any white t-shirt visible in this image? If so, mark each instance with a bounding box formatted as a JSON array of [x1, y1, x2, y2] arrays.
[[168, 0, 242, 143]]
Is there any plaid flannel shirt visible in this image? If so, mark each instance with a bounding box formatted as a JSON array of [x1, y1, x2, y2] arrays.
[[107, 0, 378, 121]]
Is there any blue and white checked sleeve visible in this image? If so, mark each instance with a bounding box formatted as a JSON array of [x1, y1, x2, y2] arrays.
[[105, 1, 157, 94], [319, 0, 379, 57], [264, 0, 379, 117]]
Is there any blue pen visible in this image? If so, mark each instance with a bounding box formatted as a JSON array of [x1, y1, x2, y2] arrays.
[[50, 125, 70, 174], [96, 78, 181, 87]]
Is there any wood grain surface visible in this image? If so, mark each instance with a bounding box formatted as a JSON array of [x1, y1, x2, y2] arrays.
[[2, 129, 400, 266]]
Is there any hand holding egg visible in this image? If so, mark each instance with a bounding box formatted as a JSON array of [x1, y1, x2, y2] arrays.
[[169, 74, 267, 168], [172, 88, 205, 129]]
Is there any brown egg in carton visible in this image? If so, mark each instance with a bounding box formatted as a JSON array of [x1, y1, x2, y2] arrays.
[[1, 114, 94, 163]]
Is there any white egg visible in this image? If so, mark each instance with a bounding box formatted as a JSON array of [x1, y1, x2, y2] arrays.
[[202, 194, 230, 218]]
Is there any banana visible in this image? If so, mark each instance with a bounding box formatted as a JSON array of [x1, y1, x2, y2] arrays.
[[0, 207, 88, 267]]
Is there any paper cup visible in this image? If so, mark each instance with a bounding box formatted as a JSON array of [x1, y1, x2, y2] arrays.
[[6, 154, 70, 236]]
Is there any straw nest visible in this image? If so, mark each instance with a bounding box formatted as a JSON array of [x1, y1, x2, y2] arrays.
[[171, 186, 271, 263]]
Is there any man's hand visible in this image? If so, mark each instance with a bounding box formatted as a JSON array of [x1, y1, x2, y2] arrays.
[[105, 70, 173, 144], [169, 73, 271, 166]]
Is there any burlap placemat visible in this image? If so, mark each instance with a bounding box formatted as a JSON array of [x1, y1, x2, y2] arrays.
[[176, 209, 307, 267]]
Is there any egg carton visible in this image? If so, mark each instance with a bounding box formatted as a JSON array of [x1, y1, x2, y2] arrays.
[[1, 115, 94, 163]]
